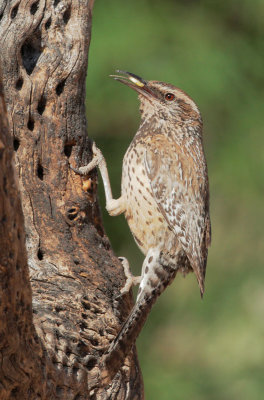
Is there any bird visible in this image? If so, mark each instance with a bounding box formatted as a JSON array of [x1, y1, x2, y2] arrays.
[[73, 70, 211, 380]]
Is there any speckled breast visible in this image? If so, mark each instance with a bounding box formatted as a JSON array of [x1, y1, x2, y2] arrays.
[[121, 142, 170, 255]]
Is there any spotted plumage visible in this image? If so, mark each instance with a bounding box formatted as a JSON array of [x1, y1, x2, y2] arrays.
[[73, 70, 211, 381], [120, 78, 210, 299]]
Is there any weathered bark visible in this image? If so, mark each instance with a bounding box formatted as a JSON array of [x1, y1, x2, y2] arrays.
[[0, 1, 143, 398], [0, 73, 44, 399]]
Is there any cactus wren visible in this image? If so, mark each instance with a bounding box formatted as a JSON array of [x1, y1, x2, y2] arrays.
[[73, 70, 211, 372]]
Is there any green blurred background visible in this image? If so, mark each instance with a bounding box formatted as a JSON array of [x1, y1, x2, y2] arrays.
[[86, 1, 264, 398]]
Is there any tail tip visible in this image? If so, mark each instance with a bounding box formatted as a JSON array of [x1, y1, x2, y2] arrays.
[[198, 279, 205, 299]]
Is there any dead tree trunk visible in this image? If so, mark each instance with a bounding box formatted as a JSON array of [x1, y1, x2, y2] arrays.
[[0, 1, 143, 398]]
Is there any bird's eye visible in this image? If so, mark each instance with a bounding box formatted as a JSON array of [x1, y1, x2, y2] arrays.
[[165, 93, 175, 101]]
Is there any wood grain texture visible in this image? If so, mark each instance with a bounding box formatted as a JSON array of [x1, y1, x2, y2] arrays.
[[0, 71, 44, 400], [0, 1, 143, 398]]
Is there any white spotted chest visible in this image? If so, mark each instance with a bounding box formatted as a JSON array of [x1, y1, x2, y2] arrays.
[[121, 143, 170, 255]]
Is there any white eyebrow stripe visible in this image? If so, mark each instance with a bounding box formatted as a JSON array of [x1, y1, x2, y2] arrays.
[[150, 82, 200, 114], [173, 90, 199, 114]]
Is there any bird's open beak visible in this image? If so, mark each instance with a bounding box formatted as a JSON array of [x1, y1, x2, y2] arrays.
[[110, 70, 156, 99]]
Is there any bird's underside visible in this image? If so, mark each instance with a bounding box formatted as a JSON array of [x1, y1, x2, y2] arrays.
[[121, 134, 196, 298], [72, 70, 211, 387]]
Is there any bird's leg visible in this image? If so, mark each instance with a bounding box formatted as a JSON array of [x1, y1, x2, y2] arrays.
[[118, 257, 141, 295], [71, 142, 126, 216], [71, 143, 138, 292]]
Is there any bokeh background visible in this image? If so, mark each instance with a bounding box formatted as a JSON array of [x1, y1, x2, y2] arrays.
[[86, 1, 264, 398]]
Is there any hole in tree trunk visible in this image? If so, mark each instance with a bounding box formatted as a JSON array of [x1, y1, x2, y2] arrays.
[[56, 79, 66, 96], [21, 31, 42, 75], [15, 77, 23, 90], [80, 321, 88, 330], [64, 143, 73, 158], [11, 5, 19, 19], [37, 163, 44, 180], [37, 248, 43, 260], [37, 96, 46, 115], [86, 357, 97, 371], [67, 207, 78, 220], [63, 6, 71, 24], [30, 1, 39, 15], [13, 138, 20, 151], [54, 0, 61, 7], [27, 118, 35, 131], [45, 17, 51, 30]]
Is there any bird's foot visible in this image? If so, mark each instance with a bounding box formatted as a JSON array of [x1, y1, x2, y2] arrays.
[[70, 142, 103, 176], [118, 257, 141, 295], [106, 198, 125, 216]]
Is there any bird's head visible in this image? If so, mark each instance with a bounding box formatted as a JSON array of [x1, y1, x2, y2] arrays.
[[110, 70, 202, 127]]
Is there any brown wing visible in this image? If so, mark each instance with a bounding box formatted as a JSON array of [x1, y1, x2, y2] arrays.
[[144, 135, 210, 293]]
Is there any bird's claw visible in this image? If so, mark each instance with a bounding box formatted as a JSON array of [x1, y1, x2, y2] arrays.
[[70, 142, 103, 176], [118, 257, 141, 296], [70, 164, 83, 175]]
